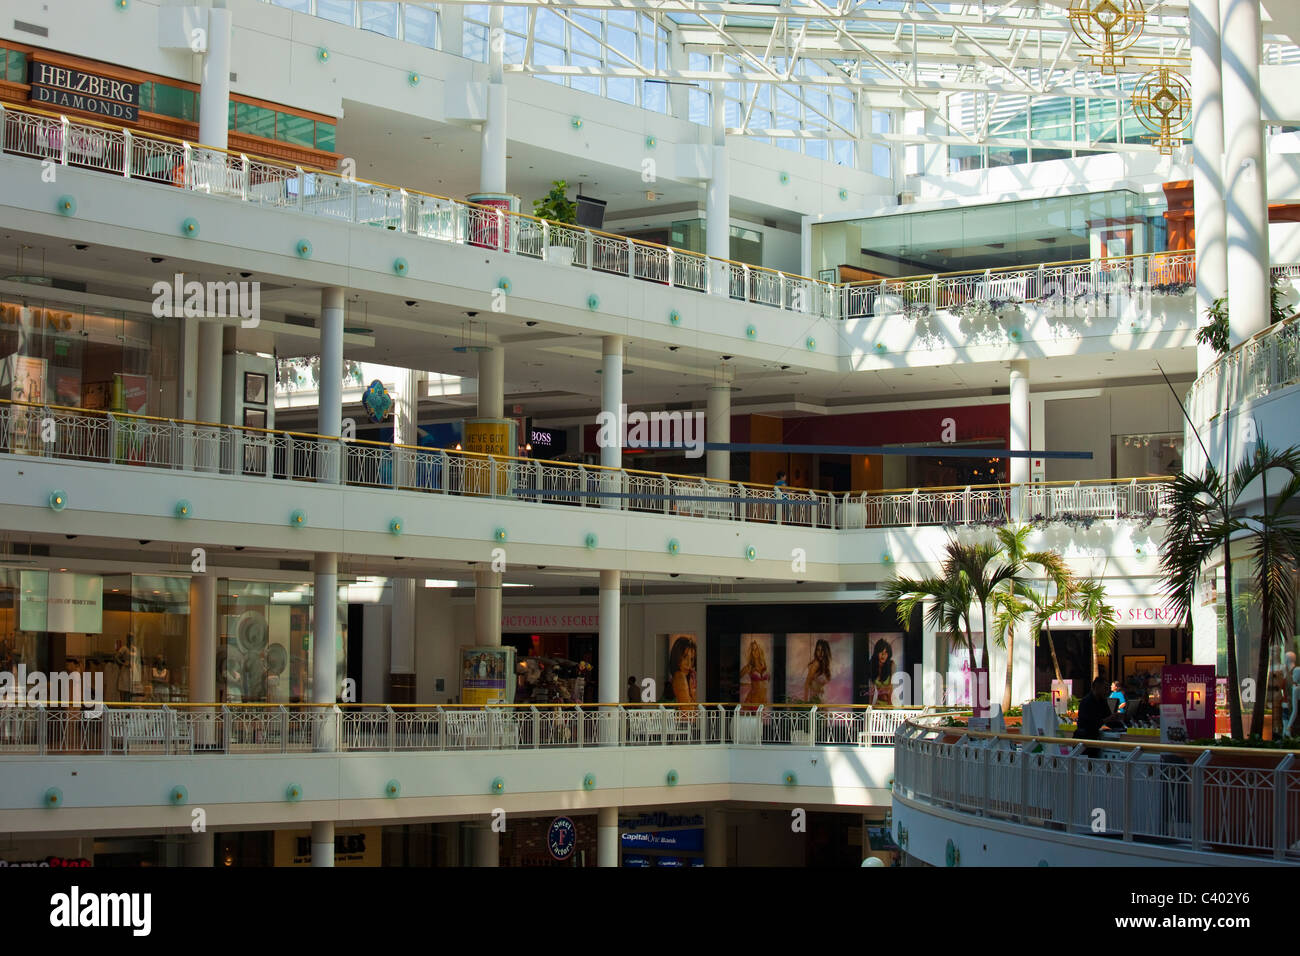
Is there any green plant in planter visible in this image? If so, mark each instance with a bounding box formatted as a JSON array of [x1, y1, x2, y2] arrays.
[[1197, 277, 1297, 357], [533, 180, 577, 225]]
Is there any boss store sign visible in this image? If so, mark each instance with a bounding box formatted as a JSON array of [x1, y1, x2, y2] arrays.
[[29, 63, 140, 121]]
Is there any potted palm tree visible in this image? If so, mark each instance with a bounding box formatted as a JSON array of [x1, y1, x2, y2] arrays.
[[533, 180, 579, 267]]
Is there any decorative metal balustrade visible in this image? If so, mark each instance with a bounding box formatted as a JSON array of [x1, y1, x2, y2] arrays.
[[893, 719, 1300, 861], [0, 703, 940, 756], [5, 102, 1287, 327], [1186, 309, 1300, 428], [0, 400, 1172, 532]]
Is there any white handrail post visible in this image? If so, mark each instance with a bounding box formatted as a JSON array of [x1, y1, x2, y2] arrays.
[[530, 705, 540, 749], [496, 208, 506, 252], [240, 154, 249, 200], [386, 705, 395, 751], [757, 705, 764, 745], [662, 475, 671, 515], [911, 487, 919, 528], [578, 463, 587, 507], [667, 248, 676, 287], [1191, 749, 1210, 849], [742, 263, 751, 302], [350, 177, 358, 223], [1273, 753, 1294, 860], [295, 165, 305, 211], [808, 705, 816, 744], [121, 129, 132, 177], [626, 237, 635, 277], [487, 455, 496, 499], [1122, 747, 1140, 841], [930, 273, 938, 311], [181, 142, 192, 188], [541, 219, 549, 260], [1019, 743, 1030, 823], [575, 705, 584, 748], [59, 115, 70, 166], [1036, 262, 1045, 301], [585, 227, 594, 269], [399, 188, 410, 232], [780, 272, 788, 310], [279, 704, 289, 754]]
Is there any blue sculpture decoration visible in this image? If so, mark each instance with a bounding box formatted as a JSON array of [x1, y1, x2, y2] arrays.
[[362, 379, 393, 423]]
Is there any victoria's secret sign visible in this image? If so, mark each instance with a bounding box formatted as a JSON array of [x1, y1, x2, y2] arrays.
[[29, 63, 140, 121]]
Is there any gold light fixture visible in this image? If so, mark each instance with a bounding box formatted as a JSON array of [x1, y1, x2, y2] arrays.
[[1069, 0, 1146, 75], [1131, 67, 1192, 155]]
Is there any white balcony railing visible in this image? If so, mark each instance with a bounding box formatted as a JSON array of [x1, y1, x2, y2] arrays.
[[4, 102, 1288, 326], [1186, 310, 1300, 428], [893, 719, 1300, 862], [0, 400, 1172, 532], [0, 703, 942, 756]]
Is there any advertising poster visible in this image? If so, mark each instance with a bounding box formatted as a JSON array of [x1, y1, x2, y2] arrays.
[[462, 418, 515, 494], [18, 571, 103, 634], [1161, 664, 1215, 741], [944, 638, 984, 707], [459, 646, 515, 705], [738, 633, 773, 705], [666, 633, 699, 703], [5, 354, 48, 455], [866, 632, 905, 706], [785, 633, 853, 705], [273, 828, 380, 867], [114, 373, 151, 463]]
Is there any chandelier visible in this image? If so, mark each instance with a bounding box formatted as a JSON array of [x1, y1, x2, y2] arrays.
[[1069, 0, 1146, 75], [1131, 67, 1193, 155]]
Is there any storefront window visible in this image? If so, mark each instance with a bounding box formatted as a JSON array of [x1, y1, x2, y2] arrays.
[[218, 581, 346, 703], [237, 102, 277, 139], [2, 48, 27, 82], [0, 296, 180, 418]]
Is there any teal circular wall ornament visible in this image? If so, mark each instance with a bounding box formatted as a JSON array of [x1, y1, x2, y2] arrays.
[[805, 336, 816, 351], [881, 552, 893, 565], [874, 342, 887, 354], [49, 490, 67, 512], [745, 324, 757, 340], [56, 195, 76, 216], [582, 773, 596, 791], [945, 838, 960, 867], [587, 293, 600, 311], [491, 777, 505, 794], [1037, 859, 1050, 867], [783, 771, 798, 787], [571, 116, 583, 129], [286, 783, 303, 802], [645, 135, 657, 148], [669, 309, 681, 326], [169, 785, 188, 806], [295, 239, 313, 258], [584, 532, 598, 550], [667, 538, 680, 556], [839, 188, 849, 201], [389, 517, 404, 535], [175, 500, 192, 519], [745, 546, 757, 562], [289, 509, 306, 527], [115, 0, 129, 9], [44, 787, 63, 808], [393, 257, 409, 276], [666, 769, 679, 787], [779, 172, 790, 185], [385, 779, 401, 798], [181, 217, 199, 238], [494, 527, 507, 542], [317, 47, 330, 63], [498, 277, 512, 293], [408, 71, 420, 87]]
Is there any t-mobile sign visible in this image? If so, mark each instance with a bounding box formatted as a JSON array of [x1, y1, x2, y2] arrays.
[[1161, 665, 1215, 741]]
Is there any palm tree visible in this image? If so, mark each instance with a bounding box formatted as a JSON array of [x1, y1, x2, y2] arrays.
[[1161, 440, 1300, 739], [990, 526, 1073, 710], [1074, 578, 1117, 685], [947, 537, 1024, 711], [881, 573, 976, 698]]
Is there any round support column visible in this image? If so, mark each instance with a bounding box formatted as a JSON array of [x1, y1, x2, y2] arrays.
[[311, 821, 334, 868], [598, 570, 621, 706], [1191, 0, 1227, 375], [1220, 0, 1271, 345], [199, 8, 231, 150], [313, 552, 338, 753], [475, 570, 502, 648], [473, 825, 500, 867], [319, 287, 345, 484], [597, 806, 619, 867], [706, 382, 731, 482], [1008, 361, 1030, 520]]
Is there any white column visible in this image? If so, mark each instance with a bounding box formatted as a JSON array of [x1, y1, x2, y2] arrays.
[[311, 821, 334, 868], [478, 347, 504, 420], [313, 552, 338, 752], [196, 321, 223, 424], [706, 380, 731, 482], [390, 578, 415, 700], [706, 64, 730, 296], [599, 570, 621, 705], [1008, 361, 1029, 521], [188, 575, 217, 703], [480, 4, 507, 195], [475, 570, 502, 649], [1220, 0, 1271, 345], [601, 336, 623, 469], [921, 618, 938, 706], [185, 833, 213, 867], [1192, 0, 1227, 374], [319, 287, 345, 484], [199, 7, 232, 150], [473, 825, 499, 867], [597, 806, 619, 867], [666, 30, 689, 119], [705, 808, 727, 866]]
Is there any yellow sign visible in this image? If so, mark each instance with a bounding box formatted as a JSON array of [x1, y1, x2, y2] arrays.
[[273, 827, 381, 867], [462, 419, 515, 495]]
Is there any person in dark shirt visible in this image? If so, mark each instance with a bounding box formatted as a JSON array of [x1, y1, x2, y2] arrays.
[[1074, 677, 1118, 744]]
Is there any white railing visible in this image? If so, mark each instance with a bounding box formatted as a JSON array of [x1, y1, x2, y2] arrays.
[[1186, 307, 1300, 428], [0, 400, 1173, 532], [0, 103, 836, 318], [6, 102, 1284, 329], [893, 719, 1300, 861], [0, 703, 946, 756]]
